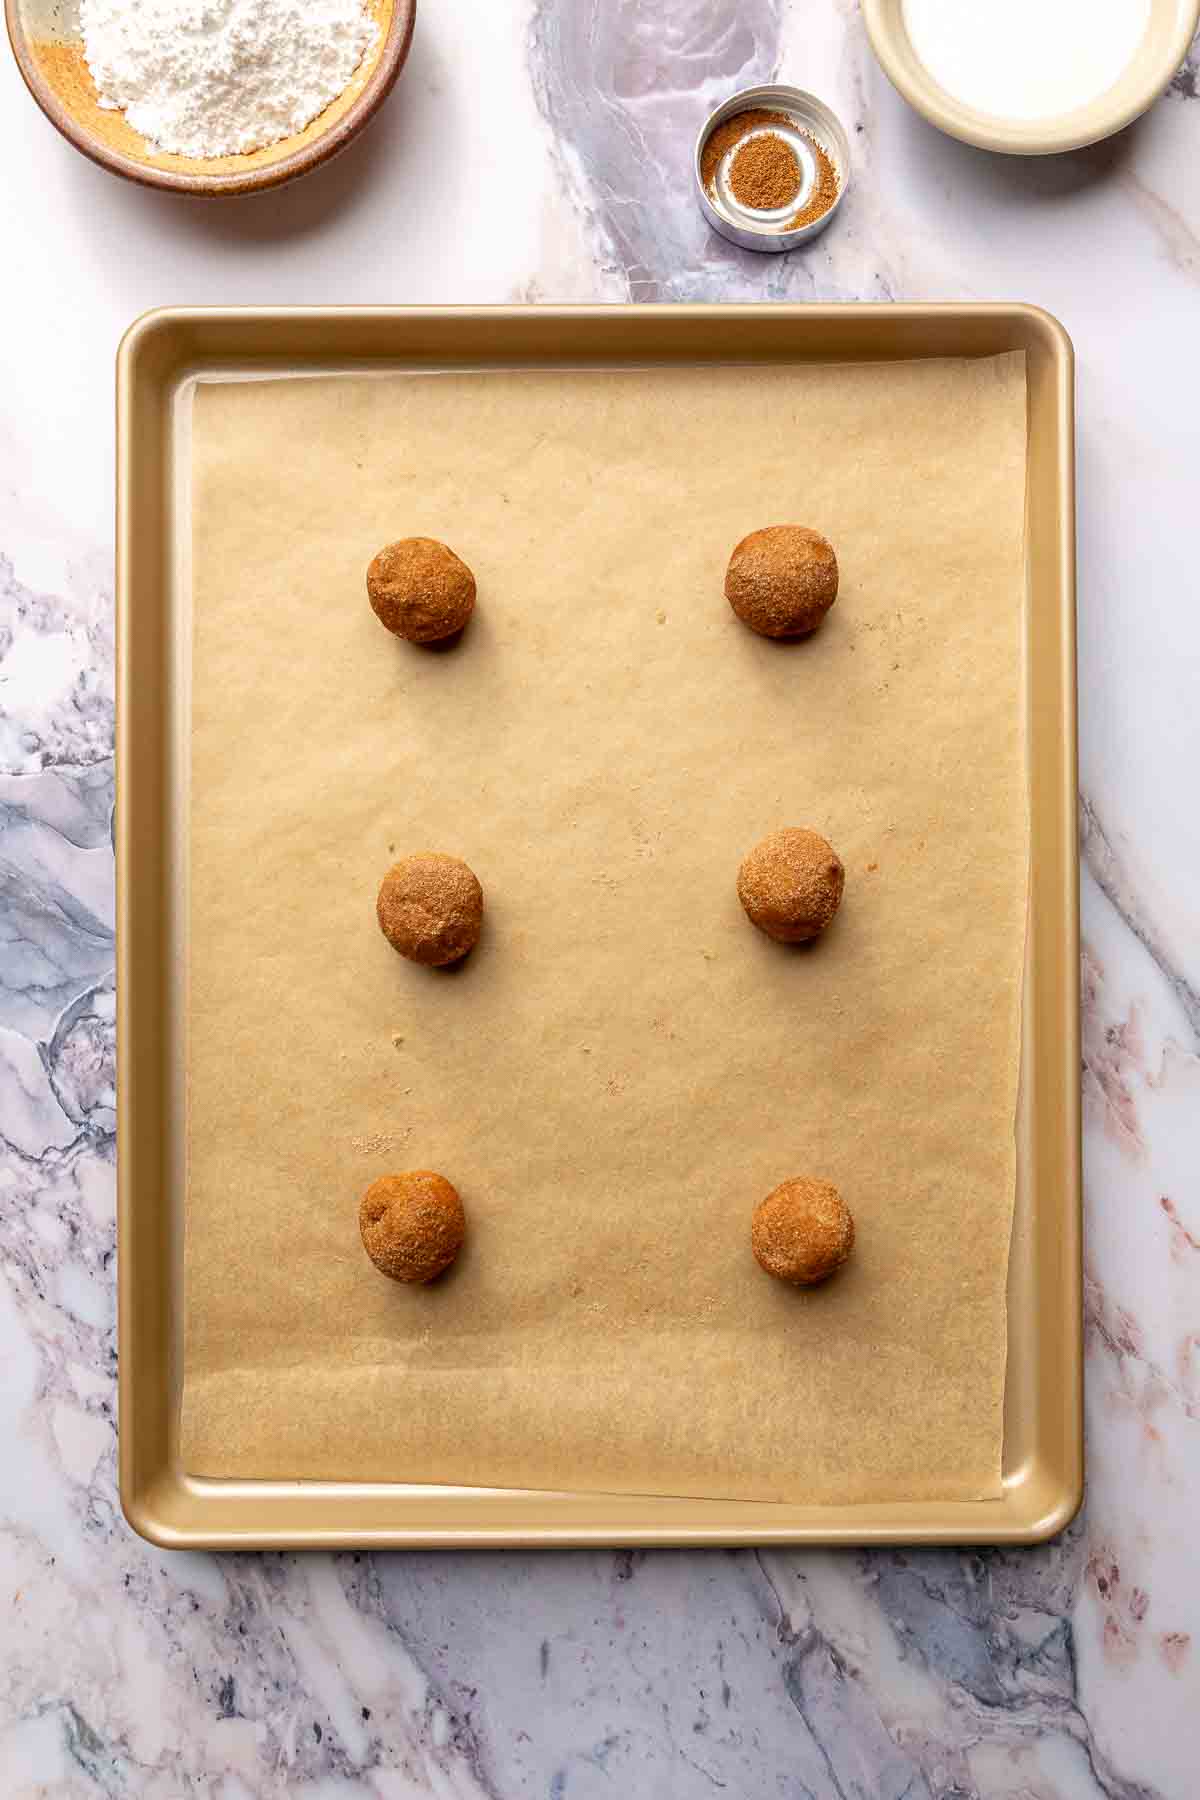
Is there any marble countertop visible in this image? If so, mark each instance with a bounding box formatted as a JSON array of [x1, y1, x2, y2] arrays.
[[2, 3, 1198, 1795]]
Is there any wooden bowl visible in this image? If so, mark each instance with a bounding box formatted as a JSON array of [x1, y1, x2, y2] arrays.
[[5, 0, 416, 194]]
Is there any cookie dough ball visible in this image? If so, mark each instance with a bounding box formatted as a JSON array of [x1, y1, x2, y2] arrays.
[[377, 853, 484, 966], [752, 1177, 854, 1285], [359, 1171, 466, 1284], [725, 525, 838, 638], [367, 537, 476, 643], [738, 828, 844, 943]]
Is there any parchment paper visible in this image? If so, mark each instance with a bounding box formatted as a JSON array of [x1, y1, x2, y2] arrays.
[[183, 354, 1028, 1502]]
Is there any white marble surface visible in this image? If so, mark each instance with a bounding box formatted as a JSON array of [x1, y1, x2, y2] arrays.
[[1, 3, 1198, 1794]]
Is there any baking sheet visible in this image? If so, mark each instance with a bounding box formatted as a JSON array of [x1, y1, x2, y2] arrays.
[[183, 354, 1028, 1503]]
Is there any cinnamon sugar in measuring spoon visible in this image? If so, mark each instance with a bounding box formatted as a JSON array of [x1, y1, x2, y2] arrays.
[[700, 107, 793, 192], [701, 106, 841, 233], [729, 133, 801, 211], [787, 134, 839, 230]]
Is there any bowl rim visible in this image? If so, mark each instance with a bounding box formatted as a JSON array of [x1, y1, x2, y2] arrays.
[[4, 0, 416, 194], [862, 0, 1200, 155]]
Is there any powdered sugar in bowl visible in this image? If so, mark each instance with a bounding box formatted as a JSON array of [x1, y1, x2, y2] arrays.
[[5, 0, 416, 194]]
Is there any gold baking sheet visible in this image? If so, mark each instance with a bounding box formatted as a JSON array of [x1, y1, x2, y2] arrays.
[[183, 352, 1025, 1503], [116, 305, 1081, 1547]]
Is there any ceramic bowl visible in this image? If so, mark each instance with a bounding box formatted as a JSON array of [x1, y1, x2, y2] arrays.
[[863, 0, 1199, 154], [5, 0, 416, 194]]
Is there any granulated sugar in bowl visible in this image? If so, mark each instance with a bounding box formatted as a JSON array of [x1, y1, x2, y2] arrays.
[[864, 0, 1199, 153]]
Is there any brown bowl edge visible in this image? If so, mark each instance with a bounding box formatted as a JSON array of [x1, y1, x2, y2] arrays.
[[4, 0, 416, 195]]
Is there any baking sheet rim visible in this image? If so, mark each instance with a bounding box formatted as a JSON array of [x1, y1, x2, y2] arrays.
[[116, 303, 1082, 1548]]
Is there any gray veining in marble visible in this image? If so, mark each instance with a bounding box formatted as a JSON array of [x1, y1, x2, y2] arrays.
[[530, 0, 893, 303], [2, 1, 1199, 1795]]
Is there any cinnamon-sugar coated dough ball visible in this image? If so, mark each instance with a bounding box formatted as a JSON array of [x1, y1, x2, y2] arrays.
[[359, 1172, 466, 1284], [738, 828, 844, 943], [377, 853, 484, 966], [752, 1178, 855, 1285], [725, 525, 838, 638], [367, 537, 476, 643]]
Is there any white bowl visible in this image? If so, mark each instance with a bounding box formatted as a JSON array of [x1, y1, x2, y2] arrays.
[[863, 0, 1199, 155]]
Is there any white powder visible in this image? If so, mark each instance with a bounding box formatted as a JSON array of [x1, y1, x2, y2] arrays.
[[902, 0, 1152, 122], [80, 0, 378, 159]]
